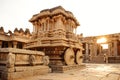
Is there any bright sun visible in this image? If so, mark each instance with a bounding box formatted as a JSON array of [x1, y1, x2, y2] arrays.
[[101, 44, 108, 49], [97, 37, 108, 49], [97, 37, 107, 43]]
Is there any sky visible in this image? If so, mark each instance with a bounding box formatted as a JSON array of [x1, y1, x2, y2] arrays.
[[0, 0, 120, 37]]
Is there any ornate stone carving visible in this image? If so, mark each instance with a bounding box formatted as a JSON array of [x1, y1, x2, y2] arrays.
[[29, 55, 35, 66], [6, 53, 15, 68], [43, 56, 49, 65]]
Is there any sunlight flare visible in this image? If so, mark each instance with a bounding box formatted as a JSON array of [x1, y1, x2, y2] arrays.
[[97, 37, 107, 43]]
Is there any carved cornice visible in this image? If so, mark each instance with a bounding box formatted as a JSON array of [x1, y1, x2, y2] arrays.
[[29, 6, 79, 26]]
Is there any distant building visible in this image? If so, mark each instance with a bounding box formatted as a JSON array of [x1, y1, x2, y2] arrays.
[[82, 33, 120, 63]]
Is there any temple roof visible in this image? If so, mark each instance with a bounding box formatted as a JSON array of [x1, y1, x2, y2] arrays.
[[29, 6, 80, 26]]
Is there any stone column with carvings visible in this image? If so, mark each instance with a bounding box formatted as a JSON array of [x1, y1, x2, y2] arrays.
[[47, 20, 49, 31], [85, 43, 89, 62], [34, 21, 37, 33], [8, 42, 12, 48], [89, 44, 93, 61], [93, 43, 97, 56], [108, 43, 112, 56], [0, 40, 2, 48], [43, 22, 46, 31], [113, 40, 118, 56], [13, 41, 17, 48]]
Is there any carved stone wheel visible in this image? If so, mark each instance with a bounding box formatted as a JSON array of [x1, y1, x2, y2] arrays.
[[64, 48, 75, 65], [76, 50, 83, 65]]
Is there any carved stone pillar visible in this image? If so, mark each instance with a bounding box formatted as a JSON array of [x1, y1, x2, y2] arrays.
[[108, 43, 112, 56], [33, 25, 35, 33], [35, 21, 38, 33], [0, 40, 2, 48], [113, 40, 118, 56], [6, 52, 15, 68], [41, 23, 43, 31], [43, 22, 46, 31], [47, 20, 49, 31], [97, 44, 101, 56], [29, 55, 35, 66], [13, 41, 17, 48], [93, 43, 97, 56], [22, 43, 25, 48], [8, 42, 12, 48], [85, 43, 89, 62], [75, 28, 77, 34], [70, 22, 72, 32], [89, 44, 93, 60]]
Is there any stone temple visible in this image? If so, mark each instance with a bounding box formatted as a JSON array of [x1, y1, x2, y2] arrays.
[[0, 6, 83, 80], [82, 33, 120, 63]]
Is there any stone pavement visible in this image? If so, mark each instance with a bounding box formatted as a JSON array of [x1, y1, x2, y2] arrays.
[[18, 63, 120, 80]]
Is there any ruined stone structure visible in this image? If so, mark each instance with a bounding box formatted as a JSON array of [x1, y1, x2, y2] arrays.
[[25, 6, 83, 72], [0, 6, 83, 80], [82, 33, 120, 63], [0, 27, 51, 80]]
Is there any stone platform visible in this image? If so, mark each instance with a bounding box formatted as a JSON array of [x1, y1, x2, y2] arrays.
[[50, 64, 85, 73], [0, 48, 51, 80], [1, 66, 51, 80]]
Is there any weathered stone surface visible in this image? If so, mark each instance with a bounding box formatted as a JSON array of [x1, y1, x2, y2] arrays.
[[101, 73, 120, 80], [76, 50, 83, 65], [6, 53, 15, 68], [15, 64, 120, 80], [64, 48, 75, 65]]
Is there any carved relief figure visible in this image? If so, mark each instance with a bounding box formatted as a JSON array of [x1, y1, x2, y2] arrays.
[[6, 53, 15, 68]]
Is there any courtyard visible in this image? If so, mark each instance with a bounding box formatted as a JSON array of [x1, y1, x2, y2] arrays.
[[18, 63, 120, 80]]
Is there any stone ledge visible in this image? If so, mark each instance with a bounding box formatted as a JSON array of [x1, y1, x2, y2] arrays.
[[0, 48, 44, 55], [50, 64, 85, 73]]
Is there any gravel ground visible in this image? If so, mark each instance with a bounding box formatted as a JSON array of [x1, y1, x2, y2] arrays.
[[17, 63, 120, 80]]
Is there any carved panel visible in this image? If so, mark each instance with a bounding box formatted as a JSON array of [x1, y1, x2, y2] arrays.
[[15, 54, 29, 62], [35, 55, 43, 62], [0, 53, 7, 61]]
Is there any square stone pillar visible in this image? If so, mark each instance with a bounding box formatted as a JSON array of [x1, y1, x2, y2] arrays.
[[108, 43, 112, 56], [85, 43, 89, 62], [93, 43, 97, 56], [8, 42, 12, 48], [13, 41, 17, 48], [0, 40, 2, 48], [113, 40, 118, 56]]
